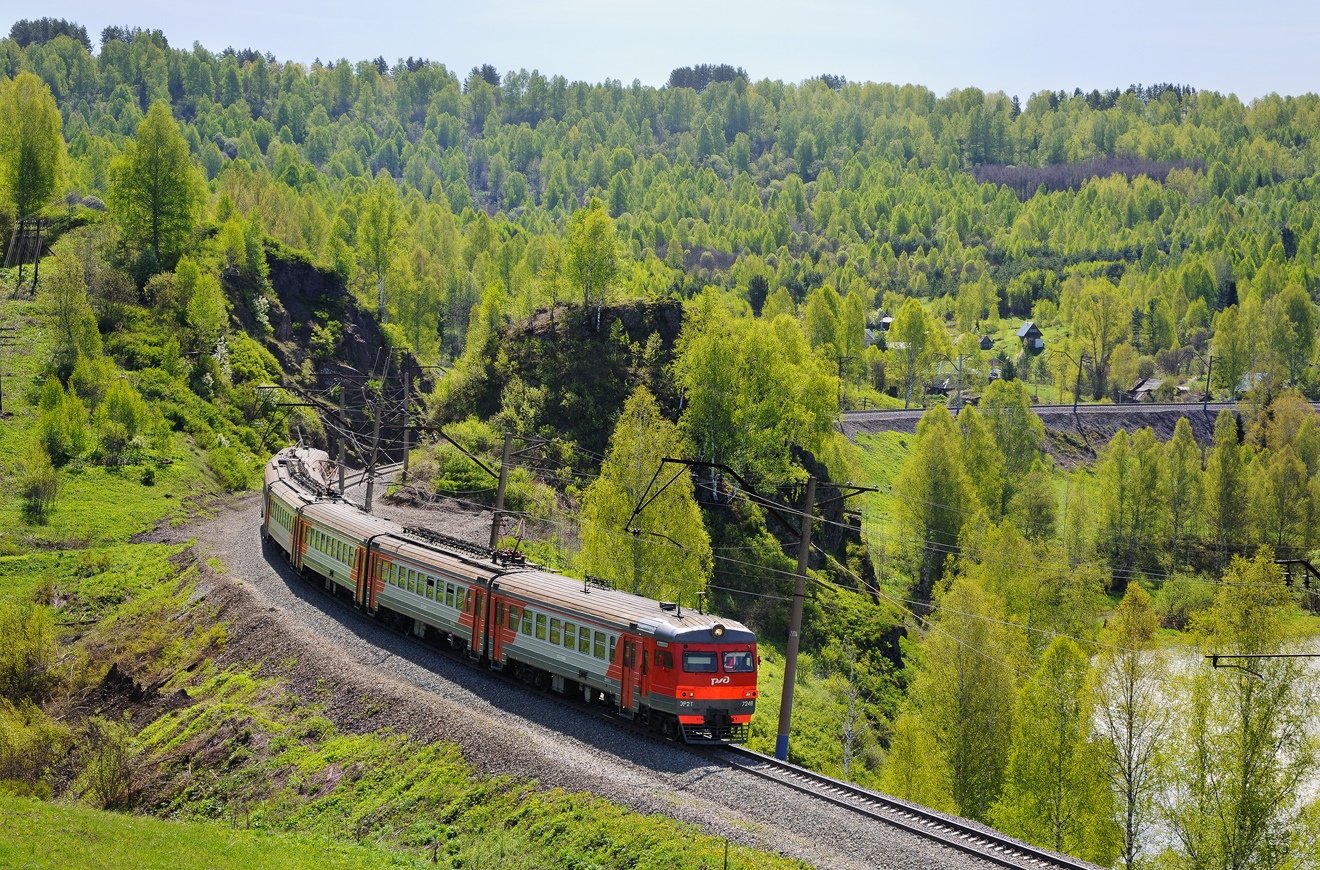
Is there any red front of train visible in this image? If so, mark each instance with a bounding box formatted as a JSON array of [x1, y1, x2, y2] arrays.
[[643, 620, 758, 743]]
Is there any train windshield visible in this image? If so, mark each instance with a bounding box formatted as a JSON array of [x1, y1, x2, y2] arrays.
[[722, 651, 755, 673], [683, 651, 718, 673]]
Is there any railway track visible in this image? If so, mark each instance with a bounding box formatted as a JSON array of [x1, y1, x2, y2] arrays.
[[710, 745, 1096, 870]]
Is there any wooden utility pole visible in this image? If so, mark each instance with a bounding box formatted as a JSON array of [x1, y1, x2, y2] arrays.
[[488, 432, 513, 550], [0, 325, 16, 415], [400, 370, 411, 484], [337, 391, 346, 494], [364, 397, 382, 512], [775, 475, 815, 761]]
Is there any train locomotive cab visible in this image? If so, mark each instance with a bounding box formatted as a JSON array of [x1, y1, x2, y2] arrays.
[[646, 619, 757, 744]]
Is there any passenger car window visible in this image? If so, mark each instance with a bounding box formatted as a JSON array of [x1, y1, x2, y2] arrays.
[[563, 623, 575, 649], [578, 630, 591, 654], [683, 651, 718, 673], [535, 614, 546, 640], [593, 631, 605, 659]]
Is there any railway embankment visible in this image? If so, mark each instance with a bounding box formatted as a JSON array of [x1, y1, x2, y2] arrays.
[[842, 403, 1229, 467]]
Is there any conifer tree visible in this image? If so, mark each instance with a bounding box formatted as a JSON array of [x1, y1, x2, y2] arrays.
[[0, 72, 65, 220], [894, 407, 977, 599], [1203, 410, 1245, 564], [1162, 417, 1203, 565], [108, 101, 206, 275]]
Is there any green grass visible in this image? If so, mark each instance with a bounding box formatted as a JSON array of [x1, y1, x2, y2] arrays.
[[851, 430, 913, 573], [0, 793, 412, 870], [0, 442, 215, 549], [0, 294, 229, 551], [0, 543, 186, 616], [137, 665, 802, 870], [748, 646, 883, 787]]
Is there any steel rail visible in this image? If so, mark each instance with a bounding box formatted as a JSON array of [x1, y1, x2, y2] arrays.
[[712, 744, 1097, 870]]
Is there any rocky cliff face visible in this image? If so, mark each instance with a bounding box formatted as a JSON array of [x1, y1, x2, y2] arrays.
[[259, 248, 427, 461]]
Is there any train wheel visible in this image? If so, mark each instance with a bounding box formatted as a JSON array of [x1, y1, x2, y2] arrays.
[[660, 715, 679, 740]]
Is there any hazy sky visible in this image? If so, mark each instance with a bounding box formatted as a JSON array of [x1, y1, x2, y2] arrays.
[[27, 0, 1320, 100]]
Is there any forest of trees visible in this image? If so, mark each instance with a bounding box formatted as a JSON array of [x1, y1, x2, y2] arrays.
[[3, 17, 1320, 867]]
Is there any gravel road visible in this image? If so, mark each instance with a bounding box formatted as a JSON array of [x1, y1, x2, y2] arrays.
[[177, 490, 1004, 869]]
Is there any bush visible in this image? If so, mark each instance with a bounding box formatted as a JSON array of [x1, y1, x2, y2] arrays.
[[227, 332, 280, 385], [20, 450, 59, 523], [206, 446, 252, 491], [0, 699, 70, 798], [309, 321, 342, 361], [0, 604, 59, 704], [80, 715, 140, 810], [1155, 573, 1217, 629]]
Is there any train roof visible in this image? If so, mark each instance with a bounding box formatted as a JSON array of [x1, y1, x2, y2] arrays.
[[265, 447, 755, 646], [495, 568, 755, 644]]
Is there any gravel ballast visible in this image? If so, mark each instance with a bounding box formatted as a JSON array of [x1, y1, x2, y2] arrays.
[[179, 492, 1003, 870]]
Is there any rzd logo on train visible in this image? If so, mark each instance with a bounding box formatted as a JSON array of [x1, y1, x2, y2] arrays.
[[710, 676, 730, 685]]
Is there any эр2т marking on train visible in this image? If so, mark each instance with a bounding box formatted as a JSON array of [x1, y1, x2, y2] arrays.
[[262, 446, 759, 743]]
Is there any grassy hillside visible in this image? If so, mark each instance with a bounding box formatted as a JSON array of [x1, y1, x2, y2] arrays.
[[0, 793, 410, 870]]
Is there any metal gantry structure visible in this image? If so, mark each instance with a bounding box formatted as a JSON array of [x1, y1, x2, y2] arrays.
[[624, 457, 880, 761]]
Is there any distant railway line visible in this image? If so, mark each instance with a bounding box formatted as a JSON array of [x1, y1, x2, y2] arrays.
[[836, 400, 1320, 439], [841, 401, 1241, 426]]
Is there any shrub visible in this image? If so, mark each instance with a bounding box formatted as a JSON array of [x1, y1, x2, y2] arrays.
[[0, 604, 59, 703], [227, 332, 280, 385], [309, 321, 342, 361], [207, 446, 252, 491], [1155, 573, 1217, 629], [19, 449, 59, 523], [80, 715, 140, 809], [0, 699, 70, 797]]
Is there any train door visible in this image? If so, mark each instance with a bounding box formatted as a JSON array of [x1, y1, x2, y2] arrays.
[[366, 557, 382, 614], [639, 638, 654, 703], [292, 514, 306, 570], [469, 587, 486, 658], [621, 637, 641, 713], [352, 547, 366, 607], [491, 598, 510, 666]]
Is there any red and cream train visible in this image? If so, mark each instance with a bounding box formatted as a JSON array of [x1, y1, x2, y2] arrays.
[[262, 446, 758, 742]]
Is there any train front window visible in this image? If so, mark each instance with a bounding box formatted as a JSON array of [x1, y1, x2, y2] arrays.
[[723, 651, 755, 673], [683, 651, 718, 673]]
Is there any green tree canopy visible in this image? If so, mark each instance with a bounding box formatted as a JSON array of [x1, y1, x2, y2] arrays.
[[0, 72, 65, 219], [577, 386, 713, 603], [356, 171, 402, 323], [992, 637, 1118, 863], [565, 197, 620, 333], [107, 100, 206, 275], [901, 573, 1023, 820], [1165, 551, 1318, 869]]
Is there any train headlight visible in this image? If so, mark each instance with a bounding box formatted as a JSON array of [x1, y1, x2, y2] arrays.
[[712, 623, 726, 638]]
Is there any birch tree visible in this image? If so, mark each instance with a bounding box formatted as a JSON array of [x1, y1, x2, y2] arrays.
[[1090, 583, 1169, 870]]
